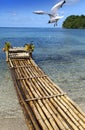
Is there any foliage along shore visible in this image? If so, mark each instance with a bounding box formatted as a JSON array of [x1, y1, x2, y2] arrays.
[[62, 15, 85, 29]]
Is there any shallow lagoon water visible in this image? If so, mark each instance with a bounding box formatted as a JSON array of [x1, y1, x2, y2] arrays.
[[0, 27, 85, 118]]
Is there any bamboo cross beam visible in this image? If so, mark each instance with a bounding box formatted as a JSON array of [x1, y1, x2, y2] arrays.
[[10, 58, 28, 61], [9, 56, 30, 59], [17, 75, 47, 80], [10, 65, 38, 69], [26, 93, 67, 102]]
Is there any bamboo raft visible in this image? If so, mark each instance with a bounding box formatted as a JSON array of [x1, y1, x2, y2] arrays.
[[6, 48, 85, 130]]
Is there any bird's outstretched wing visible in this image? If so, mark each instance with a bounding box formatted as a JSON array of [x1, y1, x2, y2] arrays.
[[33, 10, 46, 15], [51, 0, 66, 16], [33, 10, 54, 18]]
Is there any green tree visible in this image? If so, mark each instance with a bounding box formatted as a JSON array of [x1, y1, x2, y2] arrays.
[[62, 15, 85, 29]]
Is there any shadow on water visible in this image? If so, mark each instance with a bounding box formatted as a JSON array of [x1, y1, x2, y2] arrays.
[[34, 53, 75, 65], [70, 50, 85, 58]]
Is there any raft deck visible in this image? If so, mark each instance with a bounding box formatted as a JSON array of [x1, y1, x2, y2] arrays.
[[7, 48, 85, 130]]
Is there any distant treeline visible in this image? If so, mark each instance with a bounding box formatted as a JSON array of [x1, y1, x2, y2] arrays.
[[62, 15, 85, 29]]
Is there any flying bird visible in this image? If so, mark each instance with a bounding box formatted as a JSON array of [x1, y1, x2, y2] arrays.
[[33, 0, 66, 26]]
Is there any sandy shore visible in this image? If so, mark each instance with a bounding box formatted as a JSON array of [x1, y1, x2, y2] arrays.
[[0, 117, 28, 130], [0, 73, 29, 130]]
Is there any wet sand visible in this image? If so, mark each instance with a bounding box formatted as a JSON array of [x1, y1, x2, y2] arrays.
[[0, 71, 28, 130], [0, 118, 28, 130]]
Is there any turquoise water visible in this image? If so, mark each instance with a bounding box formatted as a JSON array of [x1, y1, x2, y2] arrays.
[[0, 27, 85, 118]]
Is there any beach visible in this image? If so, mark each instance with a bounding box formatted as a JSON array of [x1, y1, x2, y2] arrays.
[[0, 118, 28, 130], [0, 67, 28, 130]]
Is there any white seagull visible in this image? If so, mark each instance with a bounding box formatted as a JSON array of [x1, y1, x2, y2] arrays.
[[33, 0, 66, 26]]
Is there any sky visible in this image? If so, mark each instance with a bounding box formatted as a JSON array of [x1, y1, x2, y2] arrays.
[[0, 0, 85, 27]]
